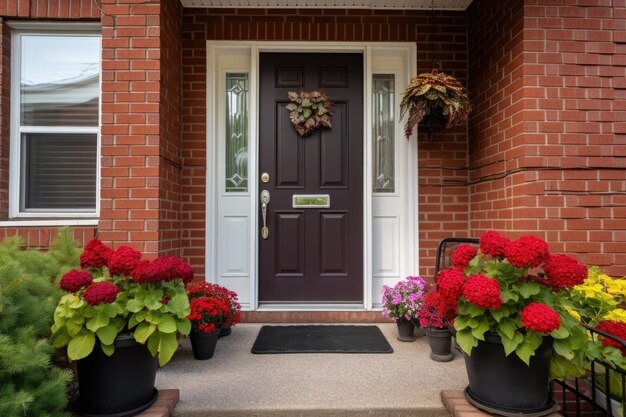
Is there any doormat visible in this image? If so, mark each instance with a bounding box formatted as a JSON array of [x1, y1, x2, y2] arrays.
[[251, 325, 393, 354]]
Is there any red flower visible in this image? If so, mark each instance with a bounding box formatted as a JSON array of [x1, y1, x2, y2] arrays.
[[542, 254, 587, 290], [171, 257, 194, 283], [187, 297, 231, 333], [131, 256, 195, 284], [596, 321, 626, 356], [452, 244, 477, 269], [84, 281, 121, 306], [108, 246, 142, 276], [186, 282, 241, 326], [521, 302, 560, 333], [504, 235, 550, 268], [479, 231, 510, 258], [462, 274, 503, 310], [418, 292, 446, 328], [80, 239, 113, 269], [435, 269, 466, 319], [60, 269, 93, 293]]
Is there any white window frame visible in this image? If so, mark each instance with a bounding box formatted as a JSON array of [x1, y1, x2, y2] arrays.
[[7, 21, 101, 219]]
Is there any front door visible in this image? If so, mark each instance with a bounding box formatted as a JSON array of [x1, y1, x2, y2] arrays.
[[258, 53, 364, 303]]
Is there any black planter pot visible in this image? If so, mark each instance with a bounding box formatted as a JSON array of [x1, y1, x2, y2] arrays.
[[463, 332, 558, 416], [219, 326, 232, 337], [190, 328, 221, 360], [75, 336, 158, 417], [425, 327, 453, 362], [396, 318, 416, 342]]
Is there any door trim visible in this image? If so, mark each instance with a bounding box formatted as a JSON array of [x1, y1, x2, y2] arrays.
[[205, 41, 418, 311]]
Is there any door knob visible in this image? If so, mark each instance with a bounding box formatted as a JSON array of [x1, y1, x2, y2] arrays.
[[261, 190, 270, 239]]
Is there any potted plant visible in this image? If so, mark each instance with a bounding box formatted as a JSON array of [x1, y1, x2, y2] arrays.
[[187, 296, 231, 360], [434, 231, 591, 416], [186, 281, 241, 337], [418, 289, 454, 362], [399, 69, 471, 140], [50, 239, 193, 416], [381, 275, 427, 342]]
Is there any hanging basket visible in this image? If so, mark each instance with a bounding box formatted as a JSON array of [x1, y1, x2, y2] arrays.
[[399, 70, 471, 139]]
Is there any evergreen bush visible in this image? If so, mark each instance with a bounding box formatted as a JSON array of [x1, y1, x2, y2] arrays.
[[0, 228, 80, 416]]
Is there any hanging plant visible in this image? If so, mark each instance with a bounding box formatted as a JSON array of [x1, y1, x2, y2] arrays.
[[400, 70, 471, 139], [286, 90, 333, 137]]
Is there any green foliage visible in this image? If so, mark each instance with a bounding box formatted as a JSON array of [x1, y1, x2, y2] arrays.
[[0, 229, 78, 416]]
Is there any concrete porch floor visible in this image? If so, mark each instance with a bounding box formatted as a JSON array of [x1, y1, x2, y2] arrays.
[[155, 323, 468, 416]]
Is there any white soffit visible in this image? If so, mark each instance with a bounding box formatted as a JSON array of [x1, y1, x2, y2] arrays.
[[180, 0, 473, 10]]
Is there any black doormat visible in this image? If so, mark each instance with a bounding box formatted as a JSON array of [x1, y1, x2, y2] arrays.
[[250, 325, 393, 354]]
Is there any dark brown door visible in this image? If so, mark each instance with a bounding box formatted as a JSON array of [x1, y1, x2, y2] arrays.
[[259, 53, 363, 303]]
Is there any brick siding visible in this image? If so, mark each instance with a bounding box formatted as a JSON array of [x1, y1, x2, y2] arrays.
[[468, 0, 626, 276]]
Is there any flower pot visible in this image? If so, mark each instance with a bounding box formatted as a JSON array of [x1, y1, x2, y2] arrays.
[[74, 336, 158, 417], [463, 332, 558, 416], [425, 327, 453, 362], [190, 328, 221, 360], [396, 318, 416, 342], [219, 326, 232, 337]]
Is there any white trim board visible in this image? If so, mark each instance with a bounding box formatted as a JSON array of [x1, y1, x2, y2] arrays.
[[205, 41, 418, 311]]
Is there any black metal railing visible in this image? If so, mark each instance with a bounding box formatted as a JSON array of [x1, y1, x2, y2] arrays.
[[553, 325, 626, 417]]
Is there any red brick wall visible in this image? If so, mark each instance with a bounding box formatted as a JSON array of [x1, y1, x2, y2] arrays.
[[158, 0, 182, 256], [181, 8, 470, 279], [468, 0, 626, 276], [467, 0, 524, 235]]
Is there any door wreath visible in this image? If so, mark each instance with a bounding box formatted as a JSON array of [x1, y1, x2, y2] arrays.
[[286, 90, 333, 137]]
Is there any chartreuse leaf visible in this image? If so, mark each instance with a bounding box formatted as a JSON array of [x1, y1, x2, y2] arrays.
[[515, 332, 543, 365], [499, 332, 519, 356], [147, 333, 159, 357], [145, 289, 164, 310], [96, 324, 118, 345], [68, 331, 96, 361], [465, 256, 482, 275], [455, 328, 479, 355], [157, 315, 177, 333], [168, 294, 190, 319], [553, 339, 575, 360], [454, 316, 470, 331], [519, 282, 541, 299], [126, 299, 143, 313], [550, 326, 570, 340], [470, 319, 490, 341], [134, 323, 157, 344], [497, 319, 516, 340], [177, 318, 191, 336], [101, 343, 115, 356], [52, 330, 71, 348], [157, 331, 179, 366], [86, 310, 110, 332]]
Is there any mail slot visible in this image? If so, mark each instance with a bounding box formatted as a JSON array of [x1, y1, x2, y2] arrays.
[[292, 194, 330, 208]]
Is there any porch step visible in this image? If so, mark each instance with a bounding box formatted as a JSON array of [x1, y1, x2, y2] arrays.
[[241, 311, 386, 323], [156, 324, 466, 417], [440, 390, 562, 417]]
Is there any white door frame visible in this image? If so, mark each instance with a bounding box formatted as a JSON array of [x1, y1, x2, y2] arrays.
[[205, 41, 418, 311]]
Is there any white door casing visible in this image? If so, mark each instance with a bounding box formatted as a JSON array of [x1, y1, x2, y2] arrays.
[[206, 42, 418, 311]]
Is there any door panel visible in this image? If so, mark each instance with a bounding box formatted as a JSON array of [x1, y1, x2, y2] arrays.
[[259, 52, 363, 303]]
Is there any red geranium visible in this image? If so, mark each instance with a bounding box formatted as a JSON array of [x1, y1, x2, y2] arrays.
[[60, 269, 93, 293], [504, 235, 551, 268], [479, 230, 510, 258], [542, 254, 587, 290], [84, 281, 121, 306], [418, 292, 446, 329], [80, 239, 113, 269], [462, 274, 503, 310], [186, 281, 241, 326], [131, 256, 195, 284], [187, 297, 231, 333], [108, 246, 142, 276], [435, 269, 466, 318], [520, 302, 560, 333], [452, 244, 477, 269], [170, 257, 194, 284], [596, 321, 626, 356]]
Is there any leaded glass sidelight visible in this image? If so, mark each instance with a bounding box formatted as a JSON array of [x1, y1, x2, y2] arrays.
[[225, 73, 249, 192], [372, 74, 395, 193]]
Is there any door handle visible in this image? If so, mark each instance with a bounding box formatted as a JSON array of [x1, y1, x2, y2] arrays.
[[261, 190, 270, 239]]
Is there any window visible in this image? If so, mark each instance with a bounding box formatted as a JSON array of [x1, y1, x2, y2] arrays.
[[225, 73, 249, 193], [10, 26, 100, 216], [372, 74, 395, 193]]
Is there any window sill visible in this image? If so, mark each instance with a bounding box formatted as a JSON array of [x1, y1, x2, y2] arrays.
[[0, 219, 99, 227]]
